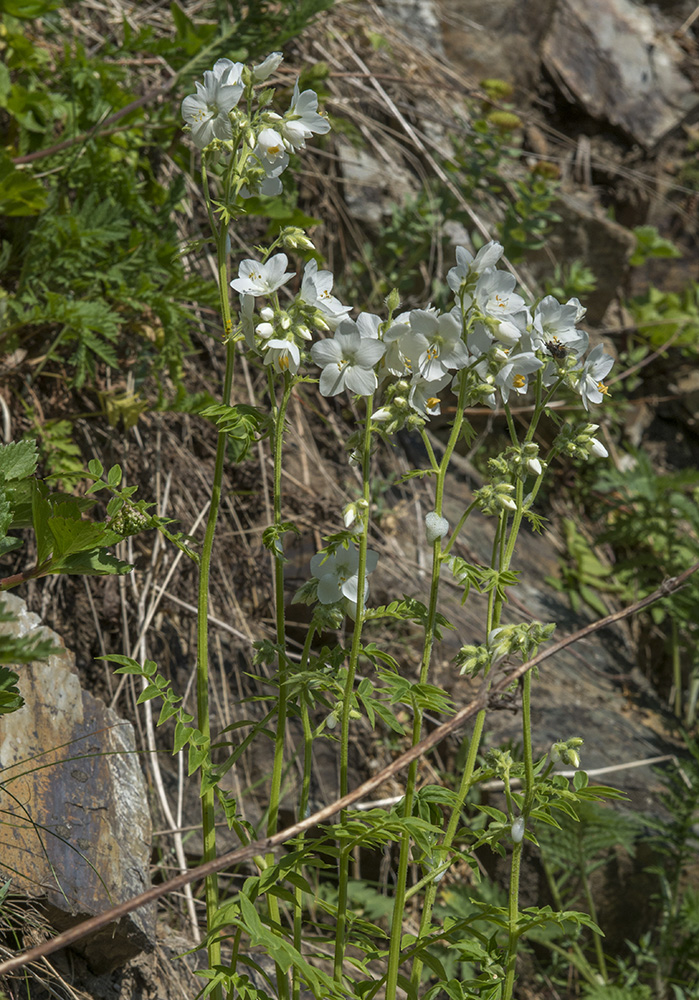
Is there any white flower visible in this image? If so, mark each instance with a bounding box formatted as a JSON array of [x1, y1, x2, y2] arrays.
[[531, 295, 588, 355], [279, 81, 330, 150], [356, 312, 382, 339], [402, 308, 469, 381], [253, 128, 290, 195], [181, 66, 244, 148], [575, 344, 614, 410], [408, 372, 450, 417], [311, 322, 386, 397], [255, 128, 289, 171], [425, 512, 449, 543], [300, 259, 352, 329], [447, 241, 504, 293], [475, 270, 528, 347], [252, 51, 283, 82], [213, 59, 244, 85], [589, 437, 609, 458], [230, 253, 295, 296], [255, 322, 275, 340], [310, 546, 379, 604], [495, 351, 543, 403], [381, 317, 413, 376], [263, 338, 300, 375]]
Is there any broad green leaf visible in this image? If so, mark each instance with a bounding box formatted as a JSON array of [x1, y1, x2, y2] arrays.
[[55, 549, 132, 576], [0, 439, 38, 482]]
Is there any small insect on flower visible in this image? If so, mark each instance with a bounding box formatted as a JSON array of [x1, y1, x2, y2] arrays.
[[545, 338, 568, 361]]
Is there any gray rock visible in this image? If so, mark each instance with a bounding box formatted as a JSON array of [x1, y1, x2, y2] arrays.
[[0, 593, 155, 972], [337, 139, 418, 228], [379, 0, 444, 54], [542, 0, 699, 148], [529, 189, 637, 323]]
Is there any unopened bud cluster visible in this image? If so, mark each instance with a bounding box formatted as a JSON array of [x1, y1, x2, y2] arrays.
[[473, 482, 517, 515], [556, 422, 609, 461], [550, 737, 584, 768], [488, 621, 556, 661]]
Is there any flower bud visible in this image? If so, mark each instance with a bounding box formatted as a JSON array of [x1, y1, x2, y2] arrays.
[[425, 511, 449, 544], [260, 306, 274, 322], [372, 407, 391, 422], [253, 51, 283, 82], [343, 503, 357, 528], [589, 437, 608, 459], [385, 288, 401, 314], [255, 322, 274, 340]]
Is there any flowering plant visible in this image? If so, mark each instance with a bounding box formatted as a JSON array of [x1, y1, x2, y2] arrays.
[[138, 50, 621, 1000]]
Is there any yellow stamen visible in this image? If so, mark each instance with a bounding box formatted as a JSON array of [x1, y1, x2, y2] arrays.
[[513, 374, 526, 388]]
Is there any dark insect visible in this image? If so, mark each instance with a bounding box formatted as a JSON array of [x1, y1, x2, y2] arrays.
[[545, 338, 568, 361]]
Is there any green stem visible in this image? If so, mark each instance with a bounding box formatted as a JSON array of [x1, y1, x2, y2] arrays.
[[333, 395, 374, 984], [196, 202, 236, 997], [384, 376, 470, 1000], [409, 708, 487, 991], [267, 373, 294, 839], [293, 633, 316, 1000], [580, 859, 608, 982], [671, 617, 682, 719], [502, 667, 536, 1000], [264, 372, 294, 1000]]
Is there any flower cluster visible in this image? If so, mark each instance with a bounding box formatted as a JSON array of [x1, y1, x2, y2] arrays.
[[181, 52, 329, 196], [297, 240, 614, 439]]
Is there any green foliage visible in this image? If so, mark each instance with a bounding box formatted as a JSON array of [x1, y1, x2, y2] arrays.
[[544, 259, 598, 302], [628, 281, 699, 353], [198, 403, 268, 462], [0, 8, 216, 396], [593, 453, 699, 719], [629, 226, 682, 268], [547, 518, 625, 617]]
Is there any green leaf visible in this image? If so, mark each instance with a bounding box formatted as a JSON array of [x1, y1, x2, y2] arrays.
[[0, 440, 39, 482], [55, 549, 132, 576], [0, 666, 23, 714], [48, 516, 111, 558], [0, 0, 61, 15], [0, 155, 47, 216], [107, 464, 123, 487], [103, 654, 143, 674], [173, 720, 195, 754]]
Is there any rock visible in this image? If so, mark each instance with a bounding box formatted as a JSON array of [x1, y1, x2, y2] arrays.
[[379, 0, 444, 54], [0, 593, 155, 973], [337, 139, 418, 228], [436, 0, 557, 90], [541, 0, 699, 149], [529, 189, 637, 323]]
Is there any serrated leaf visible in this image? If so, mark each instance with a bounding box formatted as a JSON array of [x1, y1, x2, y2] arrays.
[[48, 516, 111, 558], [56, 549, 132, 576], [0, 440, 38, 482]]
